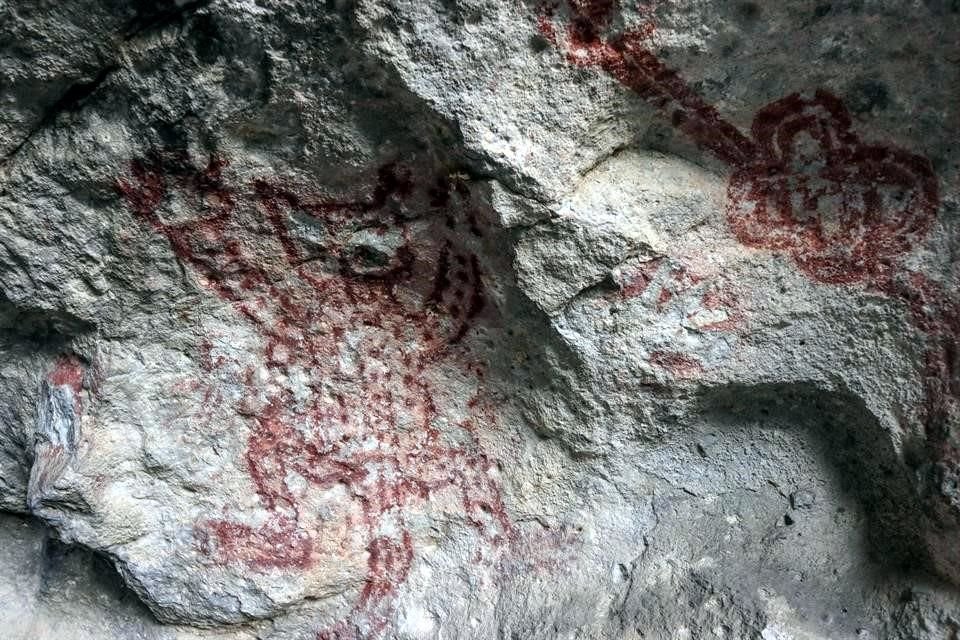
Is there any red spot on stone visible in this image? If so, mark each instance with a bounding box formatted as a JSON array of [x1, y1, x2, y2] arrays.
[[48, 356, 85, 395], [656, 286, 673, 308], [694, 284, 742, 332], [620, 258, 663, 299], [649, 350, 704, 378], [360, 532, 414, 605]]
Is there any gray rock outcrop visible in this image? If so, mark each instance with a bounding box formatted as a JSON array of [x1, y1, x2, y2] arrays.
[[1, 1, 958, 638]]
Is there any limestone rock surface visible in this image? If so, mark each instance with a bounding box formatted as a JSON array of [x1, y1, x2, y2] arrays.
[[1, 1, 959, 639]]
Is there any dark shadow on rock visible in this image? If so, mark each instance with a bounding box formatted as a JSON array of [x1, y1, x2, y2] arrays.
[[695, 381, 932, 578]]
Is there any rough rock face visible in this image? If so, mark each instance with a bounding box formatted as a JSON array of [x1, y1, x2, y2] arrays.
[[1, 1, 959, 638]]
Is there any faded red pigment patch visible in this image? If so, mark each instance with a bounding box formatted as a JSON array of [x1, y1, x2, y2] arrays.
[[615, 258, 744, 332], [47, 354, 87, 414], [118, 152, 514, 638], [693, 282, 742, 333], [875, 272, 960, 441], [613, 256, 743, 375], [48, 355, 85, 395], [619, 257, 663, 299], [649, 350, 704, 378], [873, 270, 960, 574], [655, 265, 705, 310]]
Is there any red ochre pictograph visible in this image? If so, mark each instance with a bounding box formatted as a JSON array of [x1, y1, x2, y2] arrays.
[[613, 257, 743, 376], [537, 0, 957, 451], [108, 3, 957, 628], [48, 355, 86, 396], [117, 151, 515, 639], [537, 0, 939, 286]]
